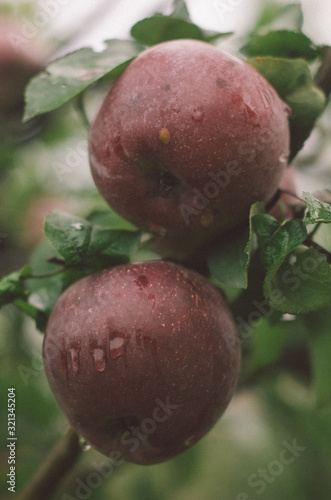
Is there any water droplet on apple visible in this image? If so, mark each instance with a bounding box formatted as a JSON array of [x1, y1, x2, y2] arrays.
[[79, 437, 91, 451], [111, 131, 121, 144], [92, 348, 106, 372], [71, 223, 84, 230], [171, 105, 181, 114], [191, 107, 204, 123], [184, 435, 197, 447], [279, 152, 289, 166], [258, 89, 271, 110], [109, 337, 125, 359], [68, 347, 79, 374], [284, 104, 291, 116]]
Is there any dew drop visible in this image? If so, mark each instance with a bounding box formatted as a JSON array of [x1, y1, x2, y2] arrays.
[[109, 337, 125, 359], [279, 152, 289, 165], [258, 89, 271, 110], [71, 223, 84, 230], [191, 107, 204, 123], [184, 435, 197, 447], [171, 105, 181, 114], [79, 437, 91, 451], [68, 348, 79, 374], [92, 348, 106, 372], [111, 131, 121, 144]]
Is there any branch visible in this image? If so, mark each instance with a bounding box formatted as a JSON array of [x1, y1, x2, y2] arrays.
[[17, 428, 82, 500]]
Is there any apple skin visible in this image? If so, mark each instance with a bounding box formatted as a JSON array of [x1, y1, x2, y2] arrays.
[[0, 17, 45, 115], [89, 39, 290, 257], [43, 260, 240, 465]]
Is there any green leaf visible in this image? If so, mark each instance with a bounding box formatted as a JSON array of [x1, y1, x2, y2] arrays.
[[0, 266, 32, 307], [242, 31, 321, 60], [14, 299, 49, 332], [286, 84, 326, 128], [206, 226, 250, 289], [265, 246, 331, 313], [253, 216, 307, 270], [44, 212, 92, 265], [303, 192, 331, 223], [265, 219, 308, 270], [311, 224, 331, 253], [44, 211, 141, 266], [252, 214, 281, 249], [205, 203, 263, 289], [248, 57, 311, 97], [24, 39, 144, 121], [248, 57, 326, 129], [130, 15, 205, 45]]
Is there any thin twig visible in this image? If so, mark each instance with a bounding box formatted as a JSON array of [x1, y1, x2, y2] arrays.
[[25, 266, 66, 280], [16, 428, 82, 500]]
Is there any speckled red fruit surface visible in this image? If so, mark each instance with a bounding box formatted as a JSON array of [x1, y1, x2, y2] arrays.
[[43, 261, 240, 465], [0, 17, 45, 114], [89, 39, 290, 257]]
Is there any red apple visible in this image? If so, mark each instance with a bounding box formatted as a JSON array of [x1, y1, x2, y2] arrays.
[[0, 16, 45, 115], [43, 260, 240, 464], [89, 39, 290, 258]]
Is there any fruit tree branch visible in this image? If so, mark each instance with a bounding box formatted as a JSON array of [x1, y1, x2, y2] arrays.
[[17, 428, 81, 500]]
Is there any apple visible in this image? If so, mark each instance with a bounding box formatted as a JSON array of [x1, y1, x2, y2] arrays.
[[89, 39, 290, 258], [43, 260, 240, 465], [0, 17, 45, 115], [0, 16, 47, 143]]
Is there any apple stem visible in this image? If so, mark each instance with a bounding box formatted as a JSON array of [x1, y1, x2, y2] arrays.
[[16, 428, 82, 500]]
